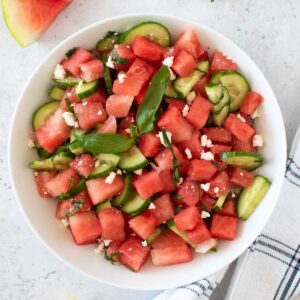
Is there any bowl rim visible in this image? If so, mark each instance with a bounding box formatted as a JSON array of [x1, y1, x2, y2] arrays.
[[8, 13, 287, 290]]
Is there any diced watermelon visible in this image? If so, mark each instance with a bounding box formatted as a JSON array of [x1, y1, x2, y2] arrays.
[[129, 215, 156, 240], [208, 171, 231, 198], [230, 167, 254, 188], [193, 73, 210, 98], [174, 206, 200, 231], [70, 153, 95, 177], [200, 194, 217, 212], [106, 94, 134, 118], [69, 211, 102, 245], [210, 51, 237, 73], [80, 58, 104, 82], [105, 243, 121, 258], [132, 36, 164, 62], [134, 84, 148, 106], [187, 159, 218, 182], [163, 47, 179, 60], [85, 89, 107, 105], [60, 87, 80, 111], [168, 99, 186, 112], [179, 131, 202, 158], [150, 194, 175, 225], [118, 111, 136, 129], [113, 44, 136, 70], [118, 237, 150, 272], [219, 201, 237, 217], [157, 106, 194, 142], [240, 91, 263, 116], [172, 50, 196, 77], [45, 168, 79, 197], [211, 144, 232, 155], [186, 96, 213, 129], [159, 170, 177, 193], [178, 180, 200, 206], [139, 132, 161, 157], [223, 113, 256, 142], [232, 136, 257, 152], [98, 208, 125, 242], [198, 51, 209, 61], [35, 108, 71, 153], [151, 229, 186, 249], [186, 218, 211, 243], [34, 171, 56, 198], [151, 244, 193, 266], [174, 28, 204, 58], [55, 190, 93, 219], [74, 100, 106, 130], [203, 127, 232, 144], [133, 170, 162, 199], [86, 175, 124, 205], [97, 116, 117, 133], [154, 145, 184, 171], [62, 48, 93, 77], [210, 214, 238, 240]]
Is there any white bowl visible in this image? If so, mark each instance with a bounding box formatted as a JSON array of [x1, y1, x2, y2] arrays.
[[8, 14, 287, 290]]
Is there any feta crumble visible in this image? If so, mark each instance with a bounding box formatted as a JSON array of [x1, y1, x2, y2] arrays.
[[134, 169, 143, 175], [162, 56, 174, 68], [200, 183, 210, 192], [186, 91, 196, 105], [103, 239, 112, 247], [62, 112, 78, 128], [97, 110, 102, 116], [124, 128, 131, 134], [82, 101, 88, 106], [201, 135, 213, 148], [61, 218, 69, 227], [214, 187, 220, 194], [201, 151, 214, 161], [148, 202, 156, 210], [253, 134, 264, 147], [182, 104, 190, 117], [169, 69, 176, 81], [201, 211, 211, 219], [53, 64, 66, 80], [118, 73, 127, 83], [33, 172, 38, 177], [177, 177, 184, 186], [195, 238, 218, 254], [105, 172, 116, 184], [94, 242, 105, 254], [150, 162, 161, 173], [185, 148, 192, 159], [94, 160, 100, 168], [141, 240, 148, 247], [252, 109, 260, 119], [156, 131, 172, 147], [27, 139, 35, 148], [106, 56, 115, 69], [116, 169, 123, 175], [237, 113, 246, 123]]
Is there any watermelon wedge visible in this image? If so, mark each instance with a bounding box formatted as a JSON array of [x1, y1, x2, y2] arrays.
[[2, 0, 72, 47]]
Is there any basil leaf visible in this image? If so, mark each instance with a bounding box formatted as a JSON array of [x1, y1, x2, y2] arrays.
[[65, 47, 77, 58], [162, 130, 180, 183], [136, 65, 170, 134], [75, 132, 134, 154]]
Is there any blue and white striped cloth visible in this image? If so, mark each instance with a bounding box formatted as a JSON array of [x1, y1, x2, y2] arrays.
[[155, 127, 300, 300]]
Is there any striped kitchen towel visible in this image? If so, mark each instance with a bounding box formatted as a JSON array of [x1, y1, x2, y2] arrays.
[[154, 127, 300, 300]]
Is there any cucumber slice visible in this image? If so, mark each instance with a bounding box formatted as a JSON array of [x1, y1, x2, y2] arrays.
[[75, 80, 99, 100], [205, 84, 224, 104], [119, 21, 171, 47], [213, 87, 231, 113], [213, 193, 229, 212], [209, 72, 222, 84], [220, 151, 263, 170], [36, 147, 51, 159], [220, 71, 250, 112], [213, 105, 230, 127], [95, 199, 112, 212], [96, 31, 120, 51], [48, 86, 65, 100], [118, 146, 149, 171], [238, 176, 271, 220], [57, 179, 87, 200], [167, 220, 196, 248], [147, 228, 162, 244], [104, 66, 113, 95], [196, 60, 210, 73], [89, 153, 121, 179], [112, 174, 132, 207], [32, 101, 60, 131], [69, 141, 84, 155], [53, 77, 81, 87], [164, 81, 180, 98], [121, 192, 151, 216], [174, 70, 202, 98]]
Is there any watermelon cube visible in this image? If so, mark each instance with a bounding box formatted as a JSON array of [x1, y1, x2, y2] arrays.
[[60, 87, 80, 111], [178, 131, 202, 158], [203, 127, 232, 144], [113, 44, 136, 70], [186, 218, 211, 244], [150, 193, 175, 225], [97, 116, 117, 134], [168, 99, 186, 112], [129, 215, 156, 240], [211, 144, 232, 155], [178, 180, 200, 206], [187, 159, 218, 182], [232, 136, 257, 152], [80, 58, 104, 82], [69, 211, 102, 245], [219, 201, 237, 217], [210, 214, 238, 240], [154, 145, 184, 171], [230, 167, 254, 188], [210, 51, 237, 73], [34, 171, 56, 198], [70, 153, 95, 177], [240, 91, 263, 116], [200, 194, 217, 213], [139, 133, 161, 157], [151, 229, 186, 249], [159, 170, 177, 193], [193, 73, 210, 98], [172, 50, 196, 77], [207, 171, 231, 198], [174, 206, 200, 231], [106, 94, 134, 118], [134, 84, 148, 106]]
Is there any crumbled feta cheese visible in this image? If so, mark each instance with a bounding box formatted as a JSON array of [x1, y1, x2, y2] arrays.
[[237, 113, 246, 123], [27, 139, 35, 148], [53, 64, 66, 80], [94, 242, 104, 254], [169, 69, 176, 81], [201, 151, 214, 160], [231, 192, 236, 198], [118, 73, 127, 83], [82, 101, 88, 106], [162, 56, 174, 68], [201, 135, 213, 148], [62, 112, 78, 128], [134, 169, 143, 175], [94, 160, 100, 168], [103, 239, 112, 247], [124, 128, 131, 134], [33, 172, 38, 177], [61, 218, 69, 227], [177, 177, 184, 187], [105, 172, 116, 184], [128, 247, 133, 251], [97, 110, 102, 116], [201, 211, 211, 219], [78, 160, 83, 166], [186, 91, 196, 105], [106, 56, 115, 69], [253, 134, 264, 147], [195, 238, 218, 254], [185, 148, 192, 159], [200, 183, 210, 192], [116, 169, 123, 175], [182, 104, 190, 117], [214, 187, 220, 193], [150, 162, 161, 173], [148, 202, 156, 210], [156, 131, 172, 147], [141, 240, 148, 247], [252, 109, 260, 119]]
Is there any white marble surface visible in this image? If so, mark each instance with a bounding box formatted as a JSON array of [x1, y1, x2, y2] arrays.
[[1, 1, 300, 299]]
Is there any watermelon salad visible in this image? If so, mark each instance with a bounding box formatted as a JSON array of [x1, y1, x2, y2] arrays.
[[28, 21, 271, 271]]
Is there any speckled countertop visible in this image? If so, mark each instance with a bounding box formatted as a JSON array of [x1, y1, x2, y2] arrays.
[[1, 1, 299, 299]]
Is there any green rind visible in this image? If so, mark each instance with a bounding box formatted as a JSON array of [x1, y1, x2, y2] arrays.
[[220, 151, 263, 170], [112, 174, 133, 207]]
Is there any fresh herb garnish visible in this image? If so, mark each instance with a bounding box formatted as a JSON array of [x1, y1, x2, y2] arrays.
[[75, 132, 134, 154], [111, 52, 128, 65], [57, 179, 86, 201], [65, 97, 75, 114], [129, 125, 139, 139], [65, 47, 77, 58], [162, 130, 180, 183], [136, 65, 170, 134], [104, 251, 123, 265]]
